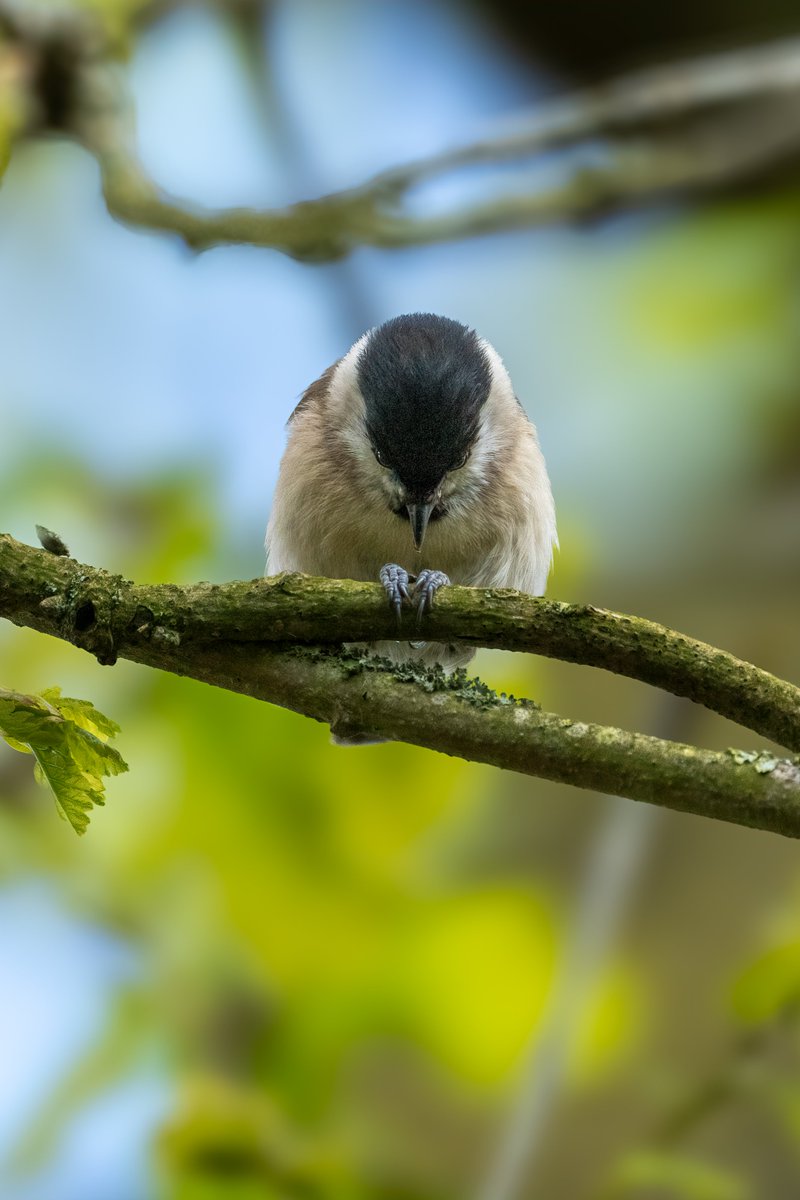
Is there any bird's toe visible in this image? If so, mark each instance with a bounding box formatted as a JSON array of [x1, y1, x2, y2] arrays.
[[413, 568, 450, 622], [379, 563, 411, 625]]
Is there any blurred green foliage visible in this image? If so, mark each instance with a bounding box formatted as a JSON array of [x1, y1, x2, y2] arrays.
[[0, 451, 644, 1198], [609, 1151, 749, 1200]]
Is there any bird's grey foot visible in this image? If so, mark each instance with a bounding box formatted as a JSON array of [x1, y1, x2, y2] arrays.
[[413, 569, 450, 623], [380, 562, 411, 624]]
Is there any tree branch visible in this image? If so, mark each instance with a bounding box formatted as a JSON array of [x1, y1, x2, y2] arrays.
[[2, 534, 798, 750], [86, 36, 800, 257], [5, 6, 800, 257], [2, 533, 800, 838]]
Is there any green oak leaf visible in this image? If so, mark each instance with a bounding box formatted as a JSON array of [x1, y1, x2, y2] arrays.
[[0, 686, 128, 834]]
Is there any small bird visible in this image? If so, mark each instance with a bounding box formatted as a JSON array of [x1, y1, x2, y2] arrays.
[[266, 312, 557, 673]]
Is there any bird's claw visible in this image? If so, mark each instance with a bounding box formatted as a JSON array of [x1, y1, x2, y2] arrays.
[[380, 563, 411, 624], [413, 568, 450, 623], [379, 564, 450, 626]]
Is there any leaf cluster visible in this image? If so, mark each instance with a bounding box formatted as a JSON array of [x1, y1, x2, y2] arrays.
[[0, 685, 127, 834]]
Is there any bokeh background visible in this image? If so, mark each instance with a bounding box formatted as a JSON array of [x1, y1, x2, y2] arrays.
[[2, 2, 800, 1198]]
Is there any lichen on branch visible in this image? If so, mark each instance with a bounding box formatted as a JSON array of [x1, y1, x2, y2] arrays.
[[2, 532, 800, 839]]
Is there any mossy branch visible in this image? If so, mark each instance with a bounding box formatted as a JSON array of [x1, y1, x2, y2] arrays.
[[2, 532, 800, 838]]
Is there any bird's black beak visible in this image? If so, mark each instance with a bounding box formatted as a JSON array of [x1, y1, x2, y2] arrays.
[[406, 501, 434, 551]]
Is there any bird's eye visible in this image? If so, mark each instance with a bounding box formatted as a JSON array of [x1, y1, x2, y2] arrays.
[[373, 447, 390, 468], [453, 451, 470, 470]]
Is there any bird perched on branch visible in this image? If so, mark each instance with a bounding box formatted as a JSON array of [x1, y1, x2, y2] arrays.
[[266, 312, 557, 673]]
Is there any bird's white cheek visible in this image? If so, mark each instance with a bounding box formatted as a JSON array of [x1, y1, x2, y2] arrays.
[[440, 471, 462, 501], [377, 474, 405, 510], [441, 463, 486, 512], [347, 447, 400, 509], [362, 465, 406, 511]]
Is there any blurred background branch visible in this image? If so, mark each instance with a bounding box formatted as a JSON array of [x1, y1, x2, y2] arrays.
[[5, 3, 800, 255], [593, 994, 800, 1200], [477, 794, 659, 1200]]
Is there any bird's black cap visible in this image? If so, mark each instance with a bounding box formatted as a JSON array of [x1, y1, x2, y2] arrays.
[[357, 313, 492, 498]]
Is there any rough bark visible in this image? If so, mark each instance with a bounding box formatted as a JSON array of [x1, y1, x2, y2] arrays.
[[1, 534, 798, 750], [2, 533, 800, 838]]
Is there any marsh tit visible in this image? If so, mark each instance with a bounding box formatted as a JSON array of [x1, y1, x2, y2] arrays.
[[266, 313, 557, 671]]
